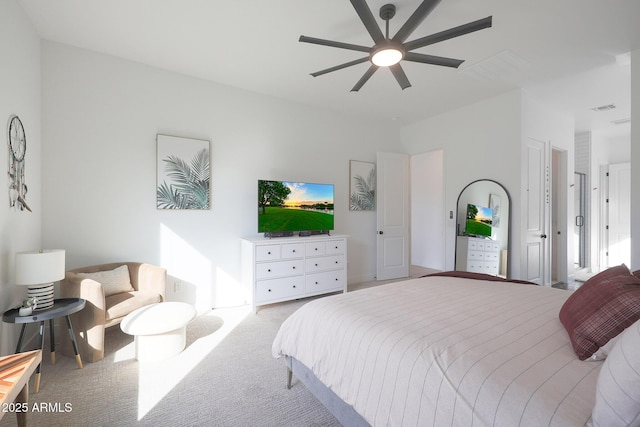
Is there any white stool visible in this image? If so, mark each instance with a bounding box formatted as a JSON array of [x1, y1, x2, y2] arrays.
[[120, 302, 196, 362]]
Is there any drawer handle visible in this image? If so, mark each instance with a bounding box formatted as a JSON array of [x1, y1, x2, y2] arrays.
[[268, 269, 271, 272], [335, 261, 338, 264], [292, 249, 296, 253], [268, 289, 272, 292], [315, 281, 318, 285], [315, 248, 318, 251], [335, 278, 338, 281], [315, 263, 318, 267], [267, 251, 271, 255], [292, 266, 296, 269]]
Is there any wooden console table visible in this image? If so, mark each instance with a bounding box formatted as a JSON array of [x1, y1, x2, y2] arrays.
[[0, 350, 42, 427]]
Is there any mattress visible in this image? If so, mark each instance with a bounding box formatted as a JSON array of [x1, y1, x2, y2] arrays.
[[272, 276, 601, 426]]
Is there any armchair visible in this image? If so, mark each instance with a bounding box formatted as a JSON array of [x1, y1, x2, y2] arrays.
[[59, 262, 166, 363]]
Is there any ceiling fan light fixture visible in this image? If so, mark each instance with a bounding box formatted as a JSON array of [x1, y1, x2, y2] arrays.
[[371, 46, 404, 67]]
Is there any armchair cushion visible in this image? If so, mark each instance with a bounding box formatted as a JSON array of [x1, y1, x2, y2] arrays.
[[105, 291, 162, 323], [75, 264, 134, 297]]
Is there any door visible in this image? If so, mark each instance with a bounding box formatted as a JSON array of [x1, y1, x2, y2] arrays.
[[574, 172, 587, 270], [607, 163, 631, 267], [525, 138, 550, 285], [376, 152, 410, 280]]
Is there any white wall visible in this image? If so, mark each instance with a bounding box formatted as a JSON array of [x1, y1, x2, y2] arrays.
[[631, 48, 640, 270], [0, 0, 42, 356], [410, 150, 444, 270], [401, 91, 522, 274], [401, 90, 574, 282], [41, 42, 401, 311]]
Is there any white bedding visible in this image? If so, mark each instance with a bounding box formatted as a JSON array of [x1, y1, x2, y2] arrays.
[[272, 276, 601, 427]]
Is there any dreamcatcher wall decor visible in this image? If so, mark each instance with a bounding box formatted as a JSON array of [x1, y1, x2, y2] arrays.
[[7, 115, 31, 212]]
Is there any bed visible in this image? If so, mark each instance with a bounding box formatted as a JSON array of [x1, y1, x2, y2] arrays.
[[272, 269, 640, 427]]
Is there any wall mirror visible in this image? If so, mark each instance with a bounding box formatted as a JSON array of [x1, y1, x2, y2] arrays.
[[455, 180, 511, 278]]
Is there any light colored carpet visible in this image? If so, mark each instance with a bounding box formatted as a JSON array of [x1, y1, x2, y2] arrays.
[[1, 268, 436, 427], [0, 297, 341, 427]]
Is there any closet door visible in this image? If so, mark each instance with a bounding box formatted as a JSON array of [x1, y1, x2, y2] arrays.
[[376, 152, 409, 281], [607, 163, 631, 267]]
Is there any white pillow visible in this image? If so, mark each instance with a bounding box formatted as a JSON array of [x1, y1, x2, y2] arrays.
[[77, 265, 134, 297], [588, 334, 621, 361], [590, 319, 640, 427]]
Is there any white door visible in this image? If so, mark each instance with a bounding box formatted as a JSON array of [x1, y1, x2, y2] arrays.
[[525, 138, 550, 285], [376, 152, 410, 281], [607, 163, 631, 267]]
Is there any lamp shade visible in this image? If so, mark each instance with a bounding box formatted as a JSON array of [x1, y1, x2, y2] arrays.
[[15, 249, 65, 286]]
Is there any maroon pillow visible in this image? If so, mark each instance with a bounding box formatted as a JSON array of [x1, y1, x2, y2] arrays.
[[559, 265, 640, 360]]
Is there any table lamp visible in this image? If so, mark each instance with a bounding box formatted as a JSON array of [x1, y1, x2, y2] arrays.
[[15, 249, 65, 311]]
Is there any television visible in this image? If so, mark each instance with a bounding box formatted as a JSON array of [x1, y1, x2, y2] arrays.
[[464, 203, 493, 238], [258, 180, 334, 236]]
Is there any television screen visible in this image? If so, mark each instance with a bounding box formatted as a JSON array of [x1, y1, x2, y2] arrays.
[[465, 203, 493, 237], [258, 180, 334, 234]]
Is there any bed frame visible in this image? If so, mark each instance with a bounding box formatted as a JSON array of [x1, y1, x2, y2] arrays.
[[285, 356, 370, 427]]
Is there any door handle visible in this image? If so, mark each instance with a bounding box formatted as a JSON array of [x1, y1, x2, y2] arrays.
[[378, 231, 384, 235], [540, 234, 547, 239]]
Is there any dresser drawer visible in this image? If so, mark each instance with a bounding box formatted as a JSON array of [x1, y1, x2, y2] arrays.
[[486, 242, 501, 252], [305, 242, 326, 256], [306, 270, 345, 293], [485, 252, 499, 262], [467, 250, 485, 261], [281, 243, 305, 259], [325, 240, 345, 255], [256, 260, 304, 280], [468, 261, 499, 275], [255, 277, 304, 302], [305, 255, 344, 273], [255, 245, 281, 262]]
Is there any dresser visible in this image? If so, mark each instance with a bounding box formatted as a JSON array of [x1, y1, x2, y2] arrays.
[[241, 235, 348, 312], [456, 236, 501, 276]]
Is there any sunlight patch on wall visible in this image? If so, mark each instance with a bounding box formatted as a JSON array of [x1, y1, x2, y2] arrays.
[[215, 267, 246, 308], [160, 223, 212, 313]]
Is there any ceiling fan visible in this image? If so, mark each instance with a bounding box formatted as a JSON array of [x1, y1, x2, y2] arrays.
[[299, 0, 492, 91]]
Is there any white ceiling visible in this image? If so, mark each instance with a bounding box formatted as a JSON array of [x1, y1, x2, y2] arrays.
[[18, 0, 638, 137]]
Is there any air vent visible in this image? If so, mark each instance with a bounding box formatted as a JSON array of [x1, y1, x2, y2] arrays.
[[460, 50, 530, 81], [611, 117, 631, 125], [591, 104, 616, 112]]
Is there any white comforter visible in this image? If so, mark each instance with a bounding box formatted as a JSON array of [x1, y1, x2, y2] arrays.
[[272, 276, 601, 427]]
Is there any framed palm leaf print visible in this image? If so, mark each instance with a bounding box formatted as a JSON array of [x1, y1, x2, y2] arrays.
[[349, 160, 376, 211], [156, 134, 211, 210]]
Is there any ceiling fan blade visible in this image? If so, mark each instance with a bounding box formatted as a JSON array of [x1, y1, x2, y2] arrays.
[[392, 0, 442, 43], [404, 52, 464, 68], [390, 64, 411, 90], [351, 65, 379, 92], [310, 57, 370, 77], [404, 16, 493, 51], [299, 35, 371, 53], [350, 0, 385, 43]]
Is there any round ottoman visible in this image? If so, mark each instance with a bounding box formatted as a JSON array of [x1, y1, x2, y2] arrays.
[[120, 302, 196, 362]]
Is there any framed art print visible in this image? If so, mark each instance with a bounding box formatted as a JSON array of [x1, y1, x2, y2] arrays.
[[156, 134, 210, 210], [349, 160, 375, 211]]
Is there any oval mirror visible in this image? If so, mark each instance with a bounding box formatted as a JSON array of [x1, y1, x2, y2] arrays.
[[455, 180, 510, 278]]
